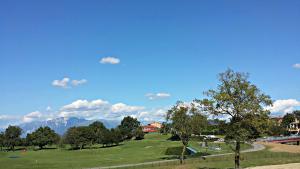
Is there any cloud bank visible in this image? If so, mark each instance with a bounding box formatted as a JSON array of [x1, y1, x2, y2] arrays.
[[0, 99, 167, 128], [267, 99, 300, 116]]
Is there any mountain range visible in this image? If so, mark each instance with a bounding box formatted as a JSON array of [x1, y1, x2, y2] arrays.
[[17, 117, 120, 136]]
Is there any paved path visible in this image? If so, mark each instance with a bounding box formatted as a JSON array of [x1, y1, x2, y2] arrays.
[[86, 142, 265, 169]]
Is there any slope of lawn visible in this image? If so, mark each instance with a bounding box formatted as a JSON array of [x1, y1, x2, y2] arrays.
[[188, 140, 252, 155], [143, 148, 300, 169], [0, 133, 250, 169]]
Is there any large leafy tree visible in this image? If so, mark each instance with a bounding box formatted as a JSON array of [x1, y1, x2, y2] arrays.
[[167, 101, 205, 164], [64, 126, 93, 150], [26, 126, 60, 149], [89, 121, 107, 144], [118, 116, 140, 140], [197, 69, 272, 169], [4, 125, 22, 151]]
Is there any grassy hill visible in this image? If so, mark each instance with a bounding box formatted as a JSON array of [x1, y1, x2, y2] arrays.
[[0, 133, 249, 169]]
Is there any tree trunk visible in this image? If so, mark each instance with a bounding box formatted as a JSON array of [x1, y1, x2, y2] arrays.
[[235, 141, 241, 169], [180, 145, 186, 164]]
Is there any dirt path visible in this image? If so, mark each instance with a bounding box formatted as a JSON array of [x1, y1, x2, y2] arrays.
[[259, 142, 300, 153], [246, 163, 300, 169]]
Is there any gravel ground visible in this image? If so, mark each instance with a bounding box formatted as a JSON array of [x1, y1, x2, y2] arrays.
[[246, 163, 300, 169], [259, 142, 300, 153]]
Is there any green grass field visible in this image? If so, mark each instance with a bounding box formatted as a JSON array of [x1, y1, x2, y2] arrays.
[[2, 133, 299, 169], [143, 149, 300, 169], [0, 133, 246, 169], [188, 140, 251, 155]]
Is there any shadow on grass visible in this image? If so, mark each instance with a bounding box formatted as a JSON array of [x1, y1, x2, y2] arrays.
[[66, 143, 124, 150]]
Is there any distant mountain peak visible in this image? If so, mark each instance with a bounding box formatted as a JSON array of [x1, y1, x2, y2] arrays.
[[19, 117, 119, 136]]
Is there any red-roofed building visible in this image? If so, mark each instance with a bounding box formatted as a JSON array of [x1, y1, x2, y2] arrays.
[[142, 125, 158, 133]]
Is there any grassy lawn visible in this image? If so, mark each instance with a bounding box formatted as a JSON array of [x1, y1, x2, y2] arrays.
[[142, 147, 300, 169], [0, 133, 251, 169], [188, 141, 251, 155]]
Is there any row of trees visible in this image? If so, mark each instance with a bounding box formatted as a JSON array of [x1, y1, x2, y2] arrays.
[[0, 116, 144, 151], [166, 69, 273, 169]]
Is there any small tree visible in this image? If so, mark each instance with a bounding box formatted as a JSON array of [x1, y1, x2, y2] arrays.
[[134, 127, 145, 140], [4, 125, 22, 151], [167, 101, 203, 164], [191, 113, 208, 136], [160, 122, 171, 134], [197, 69, 272, 169], [26, 126, 60, 149], [118, 116, 140, 140]]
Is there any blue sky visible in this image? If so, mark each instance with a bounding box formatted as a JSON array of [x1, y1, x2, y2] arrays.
[[0, 0, 300, 126]]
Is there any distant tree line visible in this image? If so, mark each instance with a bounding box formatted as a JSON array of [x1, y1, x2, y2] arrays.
[[0, 116, 144, 151]]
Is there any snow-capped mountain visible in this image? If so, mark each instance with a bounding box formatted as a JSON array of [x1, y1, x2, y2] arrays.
[[19, 117, 119, 136]]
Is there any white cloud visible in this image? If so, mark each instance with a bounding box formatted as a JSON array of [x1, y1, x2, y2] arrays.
[[52, 77, 70, 88], [267, 99, 300, 115], [22, 111, 42, 123], [0, 99, 168, 128], [146, 93, 171, 100], [71, 79, 87, 86], [59, 99, 146, 120], [111, 103, 144, 113], [61, 99, 110, 111], [100, 57, 120, 64], [293, 63, 300, 69], [132, 108, 168, 123], [52, 77, 87, 88]]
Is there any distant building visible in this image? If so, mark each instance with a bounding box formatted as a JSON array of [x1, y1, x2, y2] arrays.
[[288, 118, 300, 135], [142, 125, 158, 133], [271, 116, 300, 135], [149, 122, 162, 129], [142, 122, 162, 133]]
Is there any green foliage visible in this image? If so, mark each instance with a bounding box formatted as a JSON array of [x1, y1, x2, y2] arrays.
[[190, 113, 208, 135], [281, 113, 295, 128], [160, 122, 171, 134], [64, 122, 124, 149], [4, 125, 22, 151], [166, 101, 206, 163], [89, 121, 107, 144], [118, 116, 140, 140], [26, 126, 60, 149], [0, 132, 4, 150], [196, 69, 272, 169], [64, 126, 91, 150], [134, 127, 145, 140], [267, 119, 285, 136]]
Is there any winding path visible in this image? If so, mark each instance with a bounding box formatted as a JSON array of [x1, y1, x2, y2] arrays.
[[86, 142, 265, 169]]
